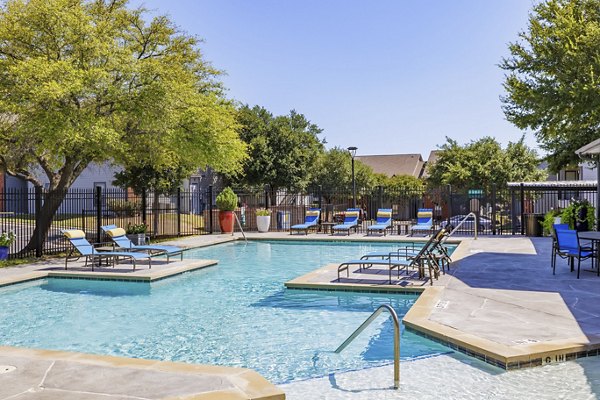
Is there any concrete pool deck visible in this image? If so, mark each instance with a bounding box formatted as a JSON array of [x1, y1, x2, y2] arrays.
[[1, 231, 600, 398]]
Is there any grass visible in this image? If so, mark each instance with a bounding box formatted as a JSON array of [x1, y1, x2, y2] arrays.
[[0, 257, 38, 268]]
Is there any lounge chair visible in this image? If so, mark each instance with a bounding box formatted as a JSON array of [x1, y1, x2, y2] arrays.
[[62, 229, 152, 271], [338, 228, 447, 284], [290, 209, 320, 235], [409, 208, 433, 236], [101, 225, 183, 261], [331, 208, 360, 235], [367, 209, 393, 236]]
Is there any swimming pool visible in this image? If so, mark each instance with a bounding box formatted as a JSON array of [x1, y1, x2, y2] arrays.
[[0, 240, 455, 383]]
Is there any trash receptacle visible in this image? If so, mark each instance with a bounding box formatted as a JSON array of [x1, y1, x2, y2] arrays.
[[277, 211, 291, 230], [525, 213, 544, 237]]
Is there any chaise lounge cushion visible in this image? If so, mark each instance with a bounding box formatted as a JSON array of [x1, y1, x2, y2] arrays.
[[63, 230, 86, 239], [106, 228, 127, 237]]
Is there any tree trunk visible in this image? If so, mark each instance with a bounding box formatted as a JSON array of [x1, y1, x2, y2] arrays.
[[20, 188, 68, 255]]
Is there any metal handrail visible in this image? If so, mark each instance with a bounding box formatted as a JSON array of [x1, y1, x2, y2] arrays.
[[335, 304, 400, 389], [449, 211, 478, 240], [233, 212, 247, 242]]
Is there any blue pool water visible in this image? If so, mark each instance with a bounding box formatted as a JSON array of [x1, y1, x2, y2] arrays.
[[0, 240, 454, 383]]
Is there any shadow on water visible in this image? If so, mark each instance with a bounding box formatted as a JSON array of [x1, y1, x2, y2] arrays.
[[40, 278, 151, 297]]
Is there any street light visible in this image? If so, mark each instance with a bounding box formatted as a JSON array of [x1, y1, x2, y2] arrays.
[[347, 146, 358, 208]]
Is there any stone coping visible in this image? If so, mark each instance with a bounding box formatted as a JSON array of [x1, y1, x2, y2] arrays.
[[0, 346, 284, 400], [0, 259, 219, 288]]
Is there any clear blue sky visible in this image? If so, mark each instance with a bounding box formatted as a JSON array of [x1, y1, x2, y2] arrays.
[[132, 0, 537, 158]]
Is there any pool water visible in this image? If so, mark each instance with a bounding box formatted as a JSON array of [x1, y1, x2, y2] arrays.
[[0, 240, 454, 383]]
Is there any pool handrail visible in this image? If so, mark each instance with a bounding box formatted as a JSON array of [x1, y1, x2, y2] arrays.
[[449, 212, 478, 239], [335, 304, 400, 389]]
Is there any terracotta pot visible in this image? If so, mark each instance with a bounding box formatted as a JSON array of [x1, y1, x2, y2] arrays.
[[219, 211, 235, 233]]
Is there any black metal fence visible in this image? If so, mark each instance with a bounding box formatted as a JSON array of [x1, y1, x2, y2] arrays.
[[0, 183, 596, 259]]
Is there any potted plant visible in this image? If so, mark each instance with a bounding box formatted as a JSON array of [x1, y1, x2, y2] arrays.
[[126, 223, 148, 245], [0, 231, 16, 261], [216, 187, 238, 233], [561, 199, 596, 232], [256, 209, 271, 232]]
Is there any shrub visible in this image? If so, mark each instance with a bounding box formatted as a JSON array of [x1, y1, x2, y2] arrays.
[[126, 223, 147, 234], [216, 187, 238, 211], [542, 209, 561, 236], [256, 208, 271, 216], [561, 199, 595, 231], [0, 231, 16, 247], [107, 199, 141, 217]]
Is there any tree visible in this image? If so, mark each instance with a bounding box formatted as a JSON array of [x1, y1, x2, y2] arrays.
[[233, 105, 324, 200], [426, 136, 546, 191], [0, 0, 246, 252], [378, 174, 424, 194], [501, 0, 600, 172]]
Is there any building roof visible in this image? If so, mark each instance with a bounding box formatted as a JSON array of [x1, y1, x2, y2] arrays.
[[507, 180, 597, 188], [421, 150, 441, 179], [355, 154, 425, 178], [576, 138, 600, 157]]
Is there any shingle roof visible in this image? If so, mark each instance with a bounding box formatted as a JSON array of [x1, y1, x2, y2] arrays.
[[355, 154, 425, 178]]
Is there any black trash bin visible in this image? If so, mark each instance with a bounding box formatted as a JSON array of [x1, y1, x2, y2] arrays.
[[524, 213, 544, 237]]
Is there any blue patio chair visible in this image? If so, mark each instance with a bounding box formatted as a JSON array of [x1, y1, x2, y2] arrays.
[[552, 226, 593, 278], [101, 225, 183, 261], [331, 208, 361, 236], [367, 209, 393, 236], [409, 208, 433, 236], [290, 209, 320, 235], [62, 229, 152, 271]]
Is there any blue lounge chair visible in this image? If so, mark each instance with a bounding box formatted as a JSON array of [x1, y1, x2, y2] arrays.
[[332, 208, 361, 235], [101, 225, 183, 261], [367, 209, 393, 236], [290, 209, 320, 235], [552, 226, 593, 278], [62, 229, 152, 270], [409, 208, 433, 236]]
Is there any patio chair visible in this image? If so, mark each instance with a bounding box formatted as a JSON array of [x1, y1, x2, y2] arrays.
[[338, 227, 447, 284], [367, 209, 393, 236], [552, 227, 593, 279], [290, 209, 320, 235], [101, 225, 183, 261], [409, 208, 433, 236], [331, 208, 361, 236], [62, 229, 152, 271]]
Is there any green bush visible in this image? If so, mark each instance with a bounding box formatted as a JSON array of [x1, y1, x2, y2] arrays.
[[216, 187, 238, 211], [0, 231, 16, 247], [256, 208, 271, 216], [542, 209, 561, 236], [107, 199, 141, 217], [126, 223, 147, 234], [561, 199, 595, 231]]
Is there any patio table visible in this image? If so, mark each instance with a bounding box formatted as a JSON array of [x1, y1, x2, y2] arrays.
[[577, 231, 600, 275]]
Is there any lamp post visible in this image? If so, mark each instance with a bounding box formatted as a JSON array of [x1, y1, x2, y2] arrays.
[[348, 146, 358, 208]]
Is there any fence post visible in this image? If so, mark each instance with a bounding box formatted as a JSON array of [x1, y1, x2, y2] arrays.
[[34, 186, 42, 257], [141, 189, 147, 225], [378, 186, 383, 219], [81, 208, 85, 233], [208, 185, 213, 234], [491, 184, 497, 235], [447, 184, 453, 224], [265, 186, 270, 209], [95, 186, 102, 243], [318, 185, 322, 223], [520, 183, 525, 236], [176, 187, 181, 236]]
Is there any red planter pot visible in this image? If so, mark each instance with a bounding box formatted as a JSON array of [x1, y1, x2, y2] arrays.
[[219, 211, 235, 233]]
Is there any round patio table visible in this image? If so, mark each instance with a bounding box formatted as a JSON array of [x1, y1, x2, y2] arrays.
[[577, 231, 600, 275]]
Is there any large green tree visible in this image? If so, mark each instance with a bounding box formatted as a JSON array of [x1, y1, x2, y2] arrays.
[[234, 105, 324, 200], [0, 0, 246, 252], [426, 136, 546, 191], [501, 0, 600, 171]]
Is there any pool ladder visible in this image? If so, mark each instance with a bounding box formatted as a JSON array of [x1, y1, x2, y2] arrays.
[[449, 211, 478, 240], [335, 304, 400, 389], [233, 212, 248, 242]]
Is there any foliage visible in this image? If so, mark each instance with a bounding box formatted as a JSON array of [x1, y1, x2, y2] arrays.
[[311, 147, 377, 193], [0, 0, 246, 253], [500, 0, 600, 172], [542, 209, 562, 236], [560, 199, 596, 230], [232, 105, 324, 191], [0, 231, 15, 247], [107, 199, 141, 217], [426, 136, 546, 191], [126, 223, 147, 235], [255, 208, 271, 216], [378, 174, 425, 194], [113, 163, 190, 196], [216, 187, 238, 211]]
